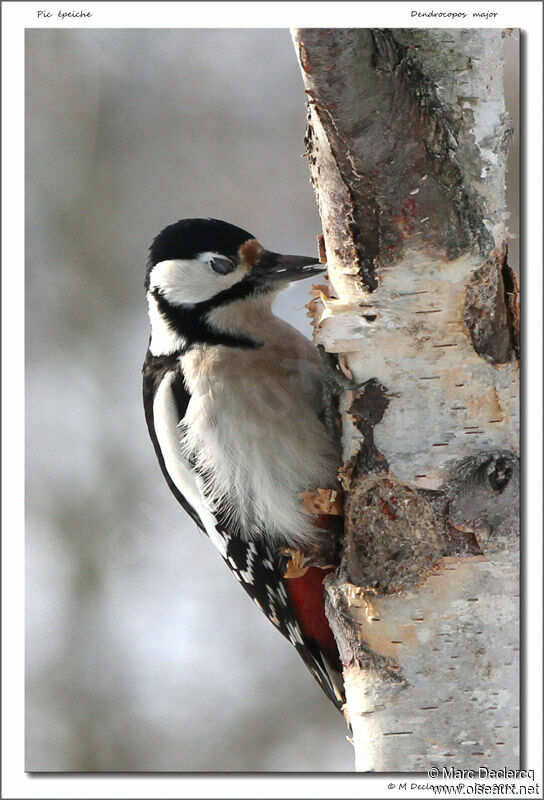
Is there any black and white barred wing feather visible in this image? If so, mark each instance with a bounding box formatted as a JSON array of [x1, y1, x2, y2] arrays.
[[143, 351, 342, 709], [217, 526, 342, 708]]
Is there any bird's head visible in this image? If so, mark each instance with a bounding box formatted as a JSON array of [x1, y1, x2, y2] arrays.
[[145, 218, 325, 354], [146, 217, 324, 304]]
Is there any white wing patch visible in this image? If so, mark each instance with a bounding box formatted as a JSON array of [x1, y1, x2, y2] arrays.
[[237, 542, 257, 583], [153, 372, 227, 557], [285, 620, 305, 646]]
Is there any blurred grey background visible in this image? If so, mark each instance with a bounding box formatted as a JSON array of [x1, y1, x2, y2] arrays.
[[25, 29, 519, 772]]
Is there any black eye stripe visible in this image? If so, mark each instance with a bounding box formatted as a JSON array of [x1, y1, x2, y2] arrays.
[[209, 256, 235, 275]]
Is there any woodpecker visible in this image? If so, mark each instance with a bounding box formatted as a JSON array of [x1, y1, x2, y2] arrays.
[[142, 217, 344, 709]]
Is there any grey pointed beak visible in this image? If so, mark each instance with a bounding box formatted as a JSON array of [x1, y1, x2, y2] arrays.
[[252, 250, 326, 283]]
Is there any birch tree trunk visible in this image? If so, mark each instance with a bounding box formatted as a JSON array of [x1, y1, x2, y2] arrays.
[[292, 28, 519, 772]]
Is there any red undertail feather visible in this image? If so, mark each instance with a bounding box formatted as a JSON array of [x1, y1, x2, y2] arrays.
[[284, 565, 341, 669]]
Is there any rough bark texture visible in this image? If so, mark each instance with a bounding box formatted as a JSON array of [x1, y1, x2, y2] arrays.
[[293, 28, 519, 772]]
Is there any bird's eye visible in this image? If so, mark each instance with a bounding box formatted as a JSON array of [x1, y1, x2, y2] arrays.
[[209, 256, 235, 275]]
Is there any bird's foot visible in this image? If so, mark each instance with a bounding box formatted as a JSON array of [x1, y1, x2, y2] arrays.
[[318, 345, 366, 439], [318, 345, 367, 396]]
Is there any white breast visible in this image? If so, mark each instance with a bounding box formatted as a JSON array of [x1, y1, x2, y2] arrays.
[[180, 336, 339, 548]]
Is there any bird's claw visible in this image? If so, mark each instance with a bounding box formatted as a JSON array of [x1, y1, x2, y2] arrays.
[[317, 345, 364, 396]]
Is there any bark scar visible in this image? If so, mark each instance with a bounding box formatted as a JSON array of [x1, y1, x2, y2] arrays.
[[463, 248, 519, 363], [324, 569, 406, 683], [306, 102, 379, 291]]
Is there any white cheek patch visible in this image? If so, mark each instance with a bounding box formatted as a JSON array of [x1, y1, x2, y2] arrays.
[[149, 258, 245, 306]]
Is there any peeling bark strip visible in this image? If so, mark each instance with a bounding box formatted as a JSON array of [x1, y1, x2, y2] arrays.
[[464, 248, 520, 363], [292, 29, 519, 771], [324, 569, 405, 682]]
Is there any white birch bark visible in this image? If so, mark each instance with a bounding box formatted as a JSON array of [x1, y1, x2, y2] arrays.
[[292, 28, 519, 772]]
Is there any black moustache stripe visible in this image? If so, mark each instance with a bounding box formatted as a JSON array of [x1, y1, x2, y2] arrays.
[[151, 282, 267, 350]]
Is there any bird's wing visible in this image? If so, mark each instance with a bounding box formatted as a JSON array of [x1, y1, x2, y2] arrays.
[[143, 350, 344, 710], [143, 350, 221, 542], [143, 351, 203, 529], [227, 535, 344, 709]]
